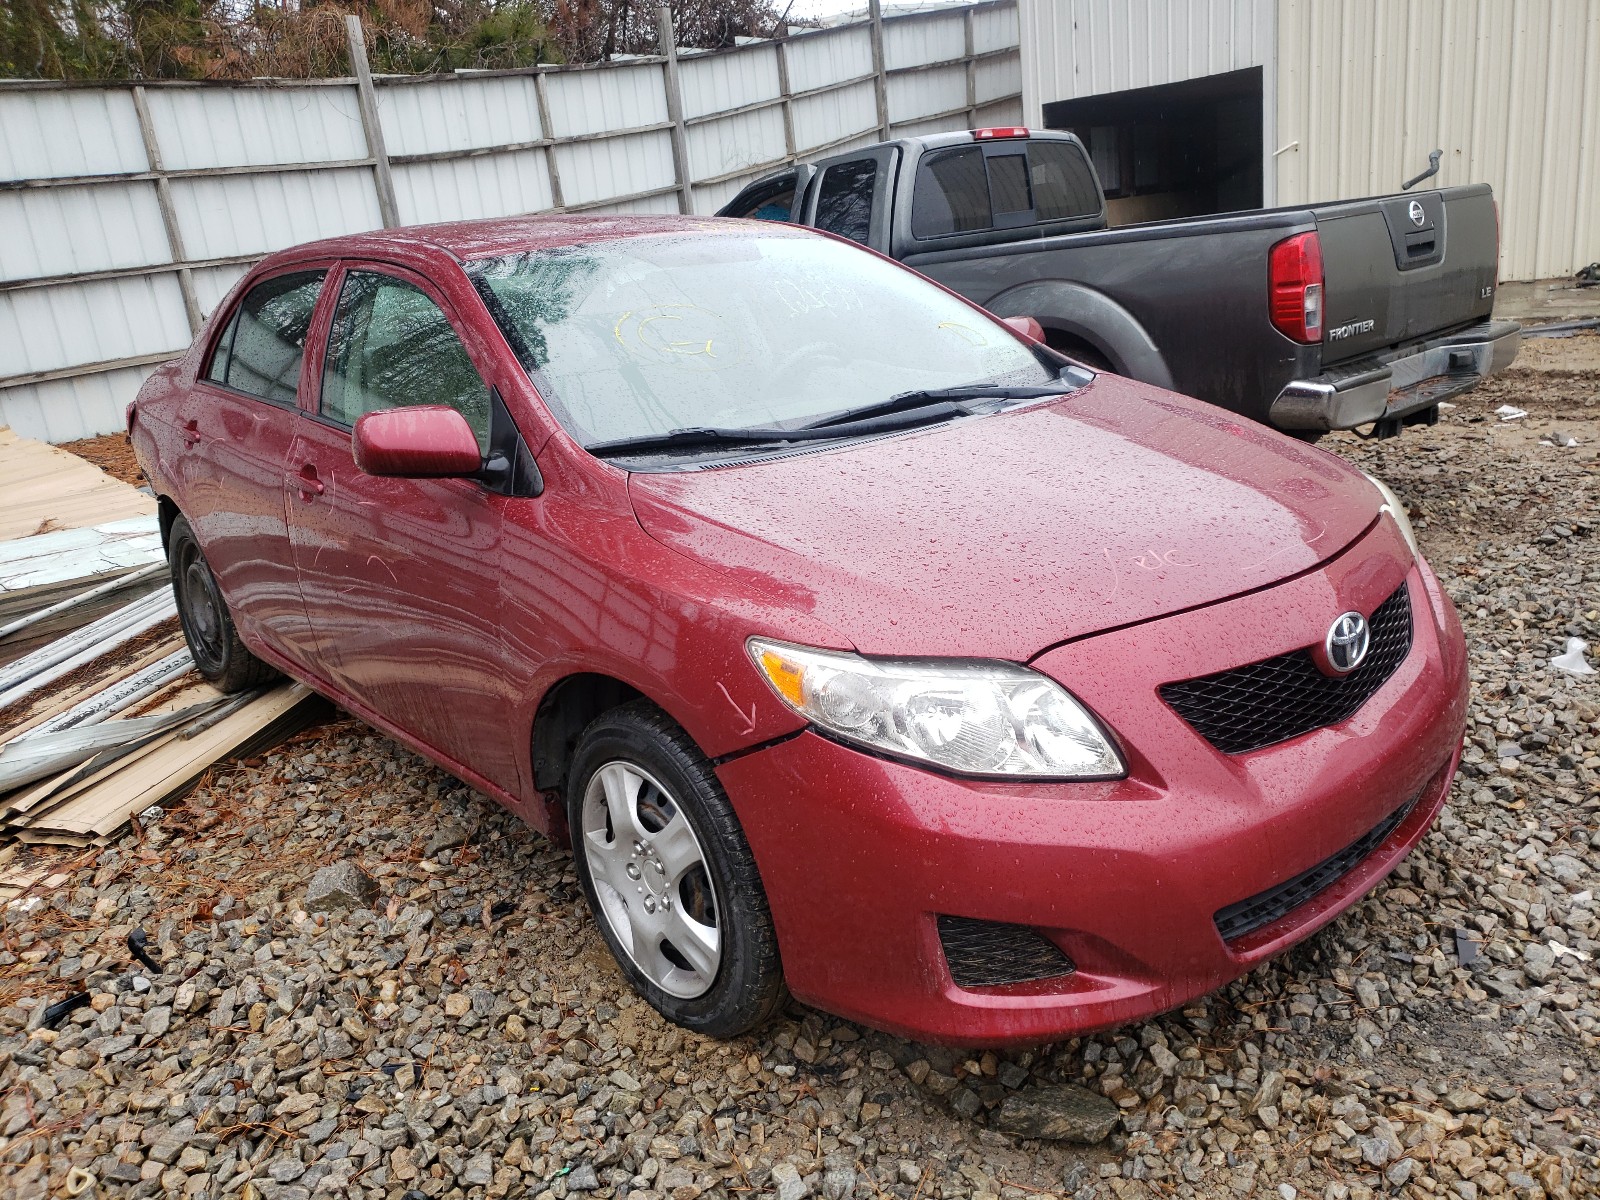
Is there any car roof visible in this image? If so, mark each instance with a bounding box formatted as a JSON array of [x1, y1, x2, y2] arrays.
[[258, 213, 782, 272]]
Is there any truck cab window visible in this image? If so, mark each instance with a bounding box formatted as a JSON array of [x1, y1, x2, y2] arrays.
[[814, 159, 878, 244], [912, 147, 990, 236]]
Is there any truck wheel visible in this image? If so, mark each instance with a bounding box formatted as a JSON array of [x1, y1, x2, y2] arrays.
[[568, 700, 785, 1038], [168, 515, 280, 694]]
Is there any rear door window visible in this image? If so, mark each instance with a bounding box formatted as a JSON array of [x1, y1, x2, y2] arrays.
[[813, 158, 880, 244], [320, 270, 491, 453], [206, 271, 327, 405], [725, 173, 799, 221], [911, 141, 1101, 239]]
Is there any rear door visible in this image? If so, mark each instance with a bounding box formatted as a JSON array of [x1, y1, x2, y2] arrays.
[[1315, 185, 1499, 362], [800, 145, 899, 251], [717, 167, 815, 222], [285, 263, 520, 792], [176, 267, 330, 667]]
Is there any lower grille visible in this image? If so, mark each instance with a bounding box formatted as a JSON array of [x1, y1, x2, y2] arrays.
[[1214, 793, 1418, 943], [937, 915, 1075, 988], [1160, 582, 1414, 755]]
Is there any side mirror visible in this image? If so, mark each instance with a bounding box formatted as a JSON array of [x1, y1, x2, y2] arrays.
[[353, 406, 482, 478], [1000, 315, 1045, 344]]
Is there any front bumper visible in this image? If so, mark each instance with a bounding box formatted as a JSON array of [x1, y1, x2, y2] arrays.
[[1271, 318, 1521, 431], [717, 524, 1468, 1046]]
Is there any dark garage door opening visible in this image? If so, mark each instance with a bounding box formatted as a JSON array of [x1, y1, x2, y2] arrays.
[[1042, 67, 1263, 227]]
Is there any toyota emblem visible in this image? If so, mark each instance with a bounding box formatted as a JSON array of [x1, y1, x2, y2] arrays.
[[1325, 612, 1371, 674], [1408, 200, 1426, 227]]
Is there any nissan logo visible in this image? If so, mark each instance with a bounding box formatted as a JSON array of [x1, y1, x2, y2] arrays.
[[1325, 612, 1371, 674], [1408, 200, 1426, 227]]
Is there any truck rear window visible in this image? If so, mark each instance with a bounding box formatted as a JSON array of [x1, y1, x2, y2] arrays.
[[912, 142, 1100, 238]]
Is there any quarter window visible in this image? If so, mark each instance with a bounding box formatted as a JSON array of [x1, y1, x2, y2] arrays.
[[813, 158, 879, 245], [206, 271, 327, 405], [320, 271, 490, 453]]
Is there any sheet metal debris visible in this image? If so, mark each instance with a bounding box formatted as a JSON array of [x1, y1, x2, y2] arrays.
[[0, 426, 320, 849]]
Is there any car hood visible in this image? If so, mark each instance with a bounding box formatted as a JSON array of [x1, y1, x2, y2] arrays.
[[628, 378, 1380, 660]]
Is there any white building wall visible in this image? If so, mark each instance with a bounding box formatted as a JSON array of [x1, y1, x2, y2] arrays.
[[1019, 0, 1600, 283], [1276, 0, 1600, 282]]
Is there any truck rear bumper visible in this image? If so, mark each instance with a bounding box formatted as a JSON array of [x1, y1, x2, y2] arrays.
[[1270, 318, 1521, 431]]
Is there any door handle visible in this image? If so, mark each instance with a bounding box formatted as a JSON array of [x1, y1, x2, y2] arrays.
[[294, 463, 325, 500], [182, 420, 201, 446]]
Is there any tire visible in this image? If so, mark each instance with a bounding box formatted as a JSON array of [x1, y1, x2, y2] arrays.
[[167, 514, 279, 694], [567, 700, 785, 1038]]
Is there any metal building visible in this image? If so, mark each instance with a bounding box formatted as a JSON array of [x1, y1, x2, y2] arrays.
[[1018, 0, 1600, 282]]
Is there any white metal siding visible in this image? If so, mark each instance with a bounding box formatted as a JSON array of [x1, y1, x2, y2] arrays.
[[0, 90, 147, 180], [1018, 0, 1273, 120], [0, 183, 171, 282], [378, 75, 545, 157], [145, 87, 369, 171], [1277, 0, 1600, 281]]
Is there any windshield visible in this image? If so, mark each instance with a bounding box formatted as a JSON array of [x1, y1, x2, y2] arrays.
[[465, 227, 1055, 452]]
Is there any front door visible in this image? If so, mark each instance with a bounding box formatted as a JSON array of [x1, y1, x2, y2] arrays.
[[177, 268, 329, 667], [285, 265, 519, 792]]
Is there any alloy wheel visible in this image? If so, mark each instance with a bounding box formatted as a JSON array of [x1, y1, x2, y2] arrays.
[[580, 760, 721, 999]]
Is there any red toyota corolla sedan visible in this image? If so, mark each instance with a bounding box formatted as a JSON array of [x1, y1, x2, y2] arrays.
[[128, 214, 1468, 1046]]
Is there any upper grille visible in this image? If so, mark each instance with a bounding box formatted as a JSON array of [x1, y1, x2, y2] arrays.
[[1214, 791, 1418, 943], [937, 915, 1075, 989], [1159, 583, 1413, 755]]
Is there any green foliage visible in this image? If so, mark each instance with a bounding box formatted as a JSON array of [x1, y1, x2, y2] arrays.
[[0, 0, 121, 79]]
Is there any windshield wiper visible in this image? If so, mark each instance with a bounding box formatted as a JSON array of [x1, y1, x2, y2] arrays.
[[800, 383, 1074, 430], [585, 401, 972, 458]]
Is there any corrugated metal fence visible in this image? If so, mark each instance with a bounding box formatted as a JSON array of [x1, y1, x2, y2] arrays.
[[0, 0, 1023, 442]]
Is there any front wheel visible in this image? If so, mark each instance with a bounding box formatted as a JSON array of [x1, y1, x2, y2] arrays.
[[168, 514, 279, 694], [567, 701, 784, 1038]]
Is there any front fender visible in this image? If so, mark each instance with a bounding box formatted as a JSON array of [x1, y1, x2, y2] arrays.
[[984, 280, 1175, 391]]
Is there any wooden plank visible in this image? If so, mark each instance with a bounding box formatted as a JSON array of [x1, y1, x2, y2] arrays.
[[0, 429, 156, 542], [36, 683, 311, 837]]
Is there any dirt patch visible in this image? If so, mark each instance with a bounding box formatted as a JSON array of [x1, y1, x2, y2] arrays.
[[59, 431, 145, 487]]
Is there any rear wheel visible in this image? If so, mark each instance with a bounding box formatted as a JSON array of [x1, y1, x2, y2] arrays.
[[567, 701, 784, 1038], [168, 514, 278, 694]]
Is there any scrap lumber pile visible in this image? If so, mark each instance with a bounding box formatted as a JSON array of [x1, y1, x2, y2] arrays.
[[0, 427, 317, 848]]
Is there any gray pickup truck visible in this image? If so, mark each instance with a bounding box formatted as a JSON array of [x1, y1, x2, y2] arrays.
[[717, 128, 1519, 439]]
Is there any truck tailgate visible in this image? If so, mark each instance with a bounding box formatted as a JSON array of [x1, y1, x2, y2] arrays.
[[1315, 184, 1498, 363]]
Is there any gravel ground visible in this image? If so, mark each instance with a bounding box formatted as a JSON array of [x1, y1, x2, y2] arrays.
[[2, 337, 1597, 1200]]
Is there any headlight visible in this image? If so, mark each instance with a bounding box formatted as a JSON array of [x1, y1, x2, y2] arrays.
[[1363, 471, 1419, 560], [747, 638, 1123, 779]]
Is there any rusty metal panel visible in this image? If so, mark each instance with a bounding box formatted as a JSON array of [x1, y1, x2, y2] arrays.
[[0, 89, 148, 182]]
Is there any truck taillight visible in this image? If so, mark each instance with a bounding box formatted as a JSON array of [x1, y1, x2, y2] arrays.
[[972, 127, 1029, 140], [1268, 231, 1324, 343]]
